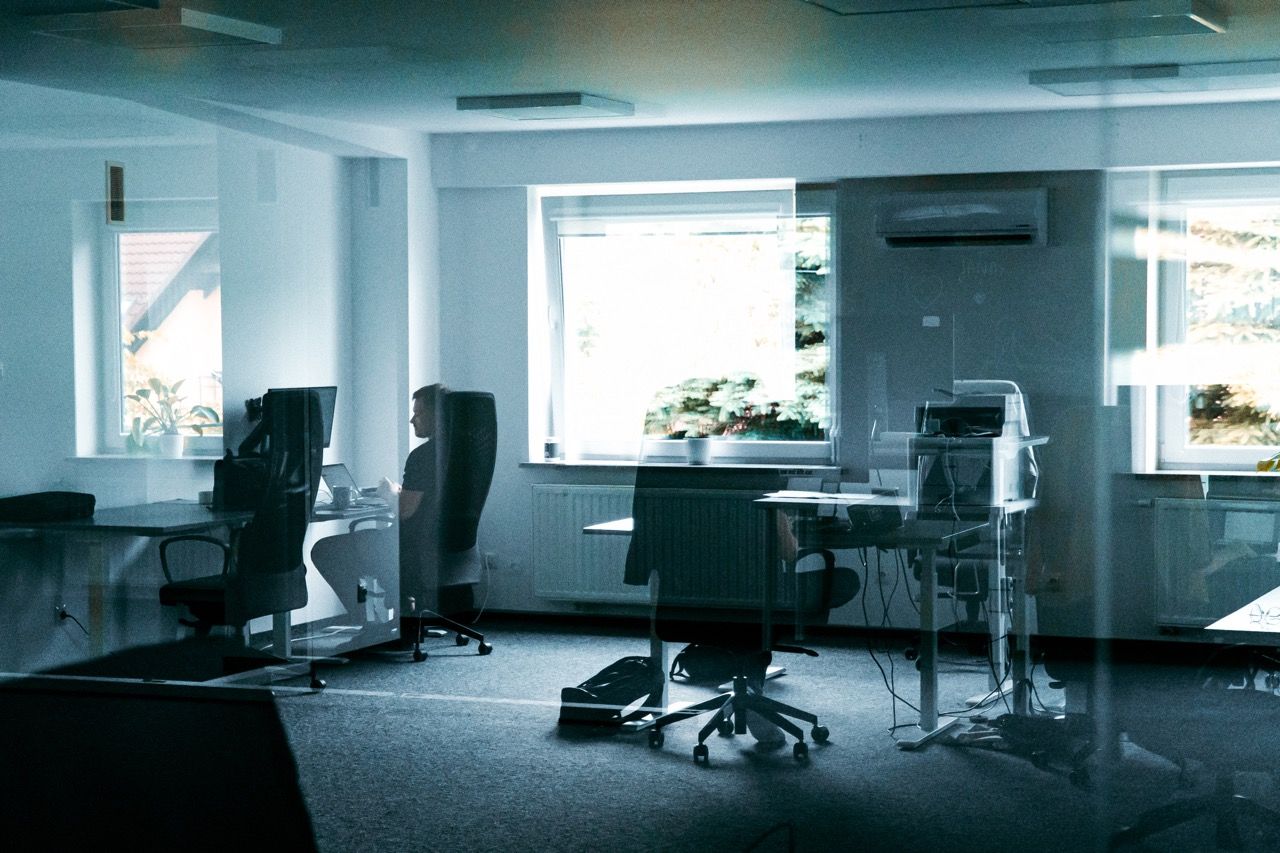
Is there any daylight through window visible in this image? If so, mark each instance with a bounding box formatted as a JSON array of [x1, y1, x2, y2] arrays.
[[113, 229, 223, 452], [536, 184, 832, 462]]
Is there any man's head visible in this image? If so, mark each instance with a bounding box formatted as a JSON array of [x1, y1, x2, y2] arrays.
[[410, 384, 443, 439]]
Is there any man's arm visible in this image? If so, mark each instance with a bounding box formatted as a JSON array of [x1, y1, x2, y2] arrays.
[[377, 476, 423, 521], [398, 488, 423, 520]]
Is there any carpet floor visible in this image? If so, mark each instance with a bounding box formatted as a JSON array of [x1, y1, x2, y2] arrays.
[[268, 619, 1280, 853]]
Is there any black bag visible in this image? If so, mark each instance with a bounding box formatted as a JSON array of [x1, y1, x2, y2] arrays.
[[0, 491, 95, 523], [212, 450, 267, 510], [558, 656, 661, 727], [669, 643, 739, 684]]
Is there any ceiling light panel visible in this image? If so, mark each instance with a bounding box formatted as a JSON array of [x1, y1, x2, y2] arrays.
[[1002, 0, 1226, 42], [799, 0, 1010, 13], [9, 1, 158, 13], [27, 5, 281, 48], [1031, 59, 1280, 96], [456, 93, 634, 120]]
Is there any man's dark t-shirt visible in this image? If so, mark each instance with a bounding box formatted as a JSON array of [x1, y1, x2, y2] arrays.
[[400, 441, 432, 566], [402, 440, 432, 499]]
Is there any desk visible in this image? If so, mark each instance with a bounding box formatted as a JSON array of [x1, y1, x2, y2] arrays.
[[0, 501, 253, 656], [0, 499, 390, 659], [757, 494, 990, 749]]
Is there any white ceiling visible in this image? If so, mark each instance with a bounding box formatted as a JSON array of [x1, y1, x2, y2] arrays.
[[0, 0, 1278, 140]]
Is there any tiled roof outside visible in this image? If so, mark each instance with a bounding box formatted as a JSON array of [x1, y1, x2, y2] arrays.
[[117, 231, 212, 334]]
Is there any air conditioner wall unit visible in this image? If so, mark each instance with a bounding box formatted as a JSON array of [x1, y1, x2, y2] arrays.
[[875, 188, 1048, 247]]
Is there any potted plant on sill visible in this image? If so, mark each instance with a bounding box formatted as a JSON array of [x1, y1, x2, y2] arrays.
[[684, 429, 713, 465], [125, 378, 220, 458]]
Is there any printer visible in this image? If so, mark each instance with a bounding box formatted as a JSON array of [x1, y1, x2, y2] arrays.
[[913, 380, 1039, 511]]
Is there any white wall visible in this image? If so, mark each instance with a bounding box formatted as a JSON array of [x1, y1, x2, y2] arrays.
[[217, 130, 351, 453], [0, 144, 218, 500], [432, 100, 1280, 189]]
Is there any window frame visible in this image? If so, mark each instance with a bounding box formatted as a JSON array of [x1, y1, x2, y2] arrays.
[[531, 181, 836, 464], [1130, 170, 1280, 471], [97, 200, 222, 456]]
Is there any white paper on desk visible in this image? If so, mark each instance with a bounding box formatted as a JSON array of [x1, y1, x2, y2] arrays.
[[765, 490, 877, 502], [1208, 585, 1280, 633]]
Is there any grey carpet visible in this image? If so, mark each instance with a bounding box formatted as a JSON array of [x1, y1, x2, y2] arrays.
[[267, 621, 1280, 853]]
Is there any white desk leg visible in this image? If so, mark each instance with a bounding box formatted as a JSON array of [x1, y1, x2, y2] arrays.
[[898, 544, 961, 750], [622, 574, 668, 732]]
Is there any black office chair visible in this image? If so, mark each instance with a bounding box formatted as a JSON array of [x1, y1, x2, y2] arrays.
[[400, 386, 497, 660], [158, 390, 322, 647], [1111, 648, 1280, 849], [624, 467, 841, 764]]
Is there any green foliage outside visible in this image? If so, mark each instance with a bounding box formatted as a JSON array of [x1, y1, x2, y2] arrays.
[[644, 218, 830, 440], [1185, 214, 1280, 446]]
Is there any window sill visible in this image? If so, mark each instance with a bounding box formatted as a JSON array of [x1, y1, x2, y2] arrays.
[[69, 454, 219, 463], [521, 460, 841, 474]]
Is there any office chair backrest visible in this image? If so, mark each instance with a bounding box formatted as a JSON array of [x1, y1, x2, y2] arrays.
[[233, 390, 321, 618], [439, 390, 497, 553], [626, 466, 787, 647]]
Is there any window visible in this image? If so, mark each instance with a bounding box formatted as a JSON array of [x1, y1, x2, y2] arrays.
[[96, 202, 223, 455], [1117, 170, 1280, 471], [532, 182, 833, 462]]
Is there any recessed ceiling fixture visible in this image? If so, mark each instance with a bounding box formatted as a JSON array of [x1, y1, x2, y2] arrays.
[[1002, 0, 1226, 43], [1030, 59, 1280, 95], [10, 1, 158, 12], [456, 93, 634, 120], [798, 0, 1011, 13], [25, 4, 282, 48]]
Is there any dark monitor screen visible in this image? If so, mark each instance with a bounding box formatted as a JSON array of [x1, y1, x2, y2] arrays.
[[268, 385, 337, 448]]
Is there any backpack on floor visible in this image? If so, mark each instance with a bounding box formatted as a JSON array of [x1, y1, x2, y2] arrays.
[[558, 655, 661, 727], [668, 643, 739, 685]]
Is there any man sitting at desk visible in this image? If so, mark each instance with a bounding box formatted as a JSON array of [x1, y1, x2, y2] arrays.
[[378, 384, 434, 522], [378, 384, 480, 620]]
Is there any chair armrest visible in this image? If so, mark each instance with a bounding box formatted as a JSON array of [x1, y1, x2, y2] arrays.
[[794, 547, 837, 570], [159, 534, 230, 584], [349, 513, 396, 533]]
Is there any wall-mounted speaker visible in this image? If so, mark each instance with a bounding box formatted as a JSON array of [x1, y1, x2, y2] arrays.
[[105, 161, 125, 224]]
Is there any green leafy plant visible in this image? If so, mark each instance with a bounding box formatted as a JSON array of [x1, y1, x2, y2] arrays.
[[643, 374, 825, 441], [125, 378, 220, 451]]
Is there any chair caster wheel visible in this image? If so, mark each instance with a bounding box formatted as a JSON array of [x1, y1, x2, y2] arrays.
[[1031, 750, 1049, 770], [811, 725, 829, 743], [793, 741, 809, 761], [693, 743, 709, 764], [904, 647, 918, 662], [648, 730, 665, 749], [478, 642, 493, 655], [717, 719, 734, 737], [455, 634, 469, 646], [310, 675, 326, 690], [413, 649, 426, 662]]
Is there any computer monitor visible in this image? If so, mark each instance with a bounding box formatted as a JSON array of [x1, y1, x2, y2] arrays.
[[267, 385, 337, 447]]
